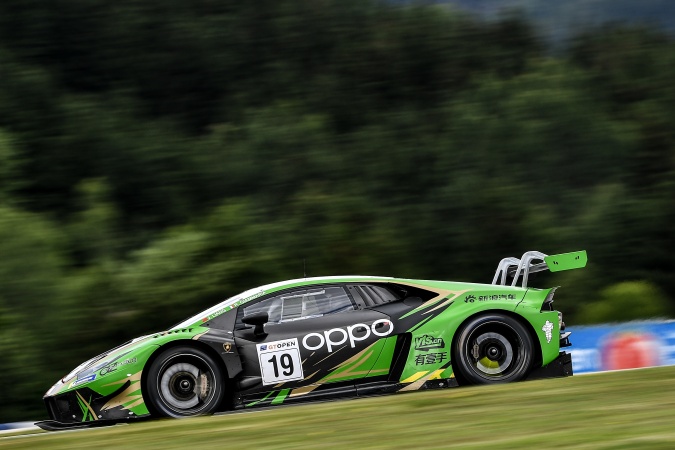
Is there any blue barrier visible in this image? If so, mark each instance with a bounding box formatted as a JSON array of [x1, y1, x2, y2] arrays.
[[567, 320, 675, 374], [0, 422, 37, 433]]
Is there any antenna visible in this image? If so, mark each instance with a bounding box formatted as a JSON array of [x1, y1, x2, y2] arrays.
[[303, 258, 307, 278]]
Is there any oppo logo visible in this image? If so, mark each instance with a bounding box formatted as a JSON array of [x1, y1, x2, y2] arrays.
[[302, 319, 393, 352]]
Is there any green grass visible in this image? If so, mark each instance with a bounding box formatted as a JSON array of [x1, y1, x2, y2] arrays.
[[4, 367, 675, 449]]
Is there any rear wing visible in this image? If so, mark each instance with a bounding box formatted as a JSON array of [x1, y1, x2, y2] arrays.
[[492, 250, 587, 288]]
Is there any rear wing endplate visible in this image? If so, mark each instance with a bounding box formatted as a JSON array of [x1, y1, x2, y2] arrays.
[[492, 250, 587, 288]]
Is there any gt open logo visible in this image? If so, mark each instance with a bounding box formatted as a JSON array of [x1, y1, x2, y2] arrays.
[[261, 340, 297, 351], [302, 319, 393, 352]]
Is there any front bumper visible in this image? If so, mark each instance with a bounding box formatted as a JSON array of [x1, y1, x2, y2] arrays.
[[42, 381, 149, 426]]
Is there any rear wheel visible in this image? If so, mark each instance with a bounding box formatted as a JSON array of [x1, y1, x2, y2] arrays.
[[146, 346, 224, 418], [453, 314, 533, 384]]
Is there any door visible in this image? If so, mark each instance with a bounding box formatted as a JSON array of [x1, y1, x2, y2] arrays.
[[233, 285, 393, 401]]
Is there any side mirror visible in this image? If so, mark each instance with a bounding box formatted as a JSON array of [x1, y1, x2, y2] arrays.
[[242, 312, 269, 337]]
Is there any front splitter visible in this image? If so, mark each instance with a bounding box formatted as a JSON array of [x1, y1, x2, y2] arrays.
[[35, 417, 148, 432]]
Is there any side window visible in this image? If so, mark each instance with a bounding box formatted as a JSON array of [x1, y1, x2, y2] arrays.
[[241, 286, 355, 324], [349, 284, 400, 307], [306, 287, 355, 316], [242, 294, 286, 323]]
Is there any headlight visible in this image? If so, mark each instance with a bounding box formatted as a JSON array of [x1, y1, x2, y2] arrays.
[[62, 359, 95, 382], [61, 354, 107, 382]]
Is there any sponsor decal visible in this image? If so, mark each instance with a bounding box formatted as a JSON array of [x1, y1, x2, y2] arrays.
[[257, 338, 304, 385], [415, 352, 448, 365], [302, 319, 393, 352], [414, 334, 445, 352], [542, 320, 554, 343], [70, 373, 96, 387], [99, 357, 138, 376], [465, 294, 515, 302], [243, 290, 266, 303], [262, 340, 297, 351], [207, 307, 229, 320], [484, 294, 515, 301]]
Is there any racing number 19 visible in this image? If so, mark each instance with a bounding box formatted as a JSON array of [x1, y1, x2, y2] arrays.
[[257, 338, 304, 385], [267, 353, 294, 377]]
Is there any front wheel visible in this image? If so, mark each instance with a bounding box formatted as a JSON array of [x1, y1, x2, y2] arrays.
[[453, 314, 533, 384], [145, 346, 225, 418]]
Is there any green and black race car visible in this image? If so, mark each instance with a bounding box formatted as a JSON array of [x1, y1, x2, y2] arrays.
[[39, 250, 587, 431]]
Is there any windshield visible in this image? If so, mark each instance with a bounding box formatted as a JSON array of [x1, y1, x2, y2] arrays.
[[171, 286, 265, 329]]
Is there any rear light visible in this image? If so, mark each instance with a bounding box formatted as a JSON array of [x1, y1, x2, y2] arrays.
[[541, 287, 558, 312]]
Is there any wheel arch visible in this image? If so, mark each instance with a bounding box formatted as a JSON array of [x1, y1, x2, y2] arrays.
[[450, 309, 542, 383], [141, 339, 233, 415]]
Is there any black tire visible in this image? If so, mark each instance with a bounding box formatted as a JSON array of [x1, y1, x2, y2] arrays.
[[453, 314, 533, 384], [145, 346, 224, 418]]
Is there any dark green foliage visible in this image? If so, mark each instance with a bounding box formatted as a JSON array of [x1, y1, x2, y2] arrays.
[[579, 281, 672, 323], [0, 0, 673, 421]]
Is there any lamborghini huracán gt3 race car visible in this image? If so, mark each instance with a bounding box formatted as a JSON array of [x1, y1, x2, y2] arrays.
[[39, 250, 587, 430]]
